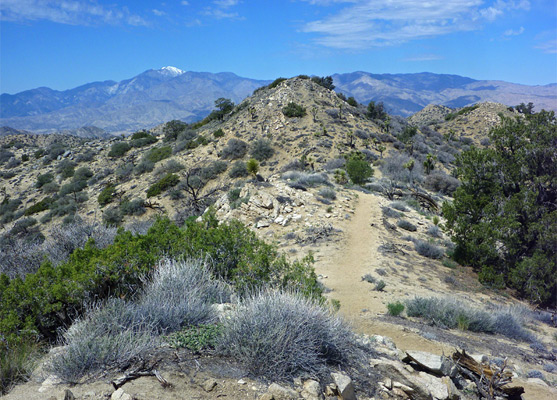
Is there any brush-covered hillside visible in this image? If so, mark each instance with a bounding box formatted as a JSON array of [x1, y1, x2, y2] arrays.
[[1, 76, 556, 400]]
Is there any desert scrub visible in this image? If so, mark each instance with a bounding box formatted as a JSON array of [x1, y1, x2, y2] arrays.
[[282, 102, 306, 118], [145, 146, 172, 164], [387, 301, 405, 316], [108, 141, 131, 158], [228, 160, 249, 178], [250, 139, 274, 161], [221, 139, 248, 160], [318, 187, 336, 200], [405, 297, 535, 342], [97, 184, 117, 206], [397, 219, 417, 232], [47, 298, 159, 384], [146, 173, 180, 198], [414, 240, 444, 259], [218, 290, 356, 380], [167, 324, 223, 352], [24, 197, 53, 216]]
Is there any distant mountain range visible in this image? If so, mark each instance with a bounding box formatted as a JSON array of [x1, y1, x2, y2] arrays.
[[1, 68, 555, 136]]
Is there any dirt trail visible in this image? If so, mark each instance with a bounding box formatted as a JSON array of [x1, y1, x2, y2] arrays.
[[315, 193, 446, 353]]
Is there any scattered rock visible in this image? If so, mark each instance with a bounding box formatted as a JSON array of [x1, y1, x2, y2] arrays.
[[238, 379, 247, 385], [302, 379, 323, 400], [331, 372, 355, 400], [111, 388, 133, 400], [259, 394, 275, 400], [527, 377, 548, 386], [267, 382, 298, 399], [417, 372, 449, 400], [203, 378, 218, 392]]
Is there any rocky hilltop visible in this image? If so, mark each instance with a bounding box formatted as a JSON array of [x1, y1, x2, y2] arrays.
[[1, 77, 555, 400]]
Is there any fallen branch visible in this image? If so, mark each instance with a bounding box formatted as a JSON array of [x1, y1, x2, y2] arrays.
[[112, 368, 171, 390]]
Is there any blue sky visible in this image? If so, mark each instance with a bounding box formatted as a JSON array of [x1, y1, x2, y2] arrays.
[[1, 0, 556, 94]]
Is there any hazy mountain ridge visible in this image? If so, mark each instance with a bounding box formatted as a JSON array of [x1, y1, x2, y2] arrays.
[[0, 69, 271, 134], [332, 71, 557, 116], [1, 69, 555, 135]]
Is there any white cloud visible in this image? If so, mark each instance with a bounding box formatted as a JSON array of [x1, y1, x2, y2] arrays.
[[301, 0, 531, 49], [181, 1, 189, 5], [535, 39, 557, 54], [403, 54, 444, 62], [213, 0, 239, 8], [152, 9, 166, 17], [503, 26, 525, 36], [0, 0, 148, 26]]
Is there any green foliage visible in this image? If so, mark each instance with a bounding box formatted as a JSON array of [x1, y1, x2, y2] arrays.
[[367, 101, 386, 120], [130, 131, 157, 148], [0, 338, 40, 395], [213, 128, 225, 138], [73, 167, 93, 182], [36, 173, 54, 188], [98, 185, 117, 207], [221, 139, 248, 160], [444, 104, 479, 121], [268, 77, 287, 89], [399, 126, 417, 143], [102, 207, 122, 226], [21, 154, 29, 162], [163, 120, 188, 142], [345, 152, 373, 184], [246, 158, 259, 177], [282, 102, 307, 118], [119, 198, 146, 216], [443, 111, 557, 305], [228, 160, 249, 178], [24, 197, 53, 216], [167, 324, 223, 352], [311, 76, 335, 90], [250, 139, 274, 161], [56, 160, 76, 179], [145, 146, 172, 164], [108, 142, 131, 158], [146, 173, 180, 198], [200, 160, 228, 181], [387, 302, 405, 316], [59, 180, 87, 197], [347, 97, 358, 107]]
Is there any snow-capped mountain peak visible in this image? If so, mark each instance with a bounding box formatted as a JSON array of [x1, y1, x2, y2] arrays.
[[159, 66, 185, 77]]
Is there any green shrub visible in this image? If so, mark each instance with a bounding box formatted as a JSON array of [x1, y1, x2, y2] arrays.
[[146, 173, 180, 198], [246, 158, 259, 176], [387, 301, 405, 316], [102, 207, 122, 226], [145, 146, 172, 164], [282, 102, 306, 118], [250, 139, 274, 161], [108, 142, 131, 158], [115, 163, 134, 181], [42, 182, 60, 194], [57, 160, 76, 179], [167, 324, 223, 352], [98, 185, 117, 207], [120, 198, 146, 216], [163, 120, 188, 142], [73, 167, 93, 182], [0, 339, 40, 395], [59, 180, 87, 197], [397, 220, 417, 232], [213, 129, 225, 138], [24, 197, 53, 216], [200, 161, 228, 181], [374, 280, 386, 291], [347, 97, 358, 107], [36, 173, 54, 188], [0, 215, 322, 365], [221, 139, 248, 160], [130, 131, 158, 148], [345, 152, 373, 185], [414, 240, 444, 259], [134, 160, 154, 175], [268, 77, 287, 89], [229, 161, 248, 178]]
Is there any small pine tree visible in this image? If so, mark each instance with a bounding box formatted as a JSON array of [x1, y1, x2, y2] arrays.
[[246, 158, 259, 177]]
